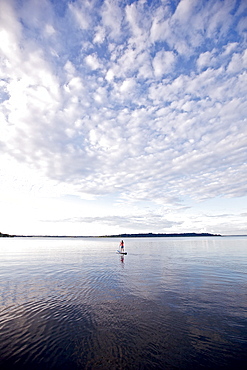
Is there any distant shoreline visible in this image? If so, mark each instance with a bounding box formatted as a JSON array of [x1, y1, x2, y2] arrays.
[[2, 232, 247, 238], [0, 232, 15, 238], [100, 232, 222, 238], [1, 232, 223, 238]]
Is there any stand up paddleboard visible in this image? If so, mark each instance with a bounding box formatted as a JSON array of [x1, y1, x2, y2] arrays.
[[117, 250, 127, 255]]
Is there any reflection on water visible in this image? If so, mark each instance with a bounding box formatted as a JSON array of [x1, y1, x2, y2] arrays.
[[120, 254, 125, 266], [0, 237, 246, 369]]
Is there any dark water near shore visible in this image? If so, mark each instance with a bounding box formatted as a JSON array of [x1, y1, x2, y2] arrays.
[[0, 236, 246, 369]]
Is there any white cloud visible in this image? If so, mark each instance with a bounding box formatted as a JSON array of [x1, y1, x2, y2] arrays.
[[197, 51, 216, 70], [227, 50, 247, 73], [68, 1, 90, 29], [65, 76, 84, 94], [172, 0, 196, 24], [105, 68, 114, 82], [0, 1, 22, 68], [150, 16, 169, 45], [93, 26, 106, 44], [119, 78, 136, 93], [237, 16, 247, 33], [101, 0, 123, 40], [152, 50, 176, 78], [85, 54, 102, 70], [205, 0, 235, 39], [44, 24, 56, 36], [125, 2, 143, 38], [223, 42, 239, 55]]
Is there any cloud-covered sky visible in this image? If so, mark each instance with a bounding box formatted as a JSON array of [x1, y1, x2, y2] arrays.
[[0, 0, 247, 236]]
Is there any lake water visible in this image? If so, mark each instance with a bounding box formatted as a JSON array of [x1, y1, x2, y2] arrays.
[[0, 236, 246, 369]]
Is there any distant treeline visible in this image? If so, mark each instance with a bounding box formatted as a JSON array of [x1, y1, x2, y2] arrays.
[[102, 232, 222, 238], [0, 232, 14, 237], [0, 232, 222, 238]]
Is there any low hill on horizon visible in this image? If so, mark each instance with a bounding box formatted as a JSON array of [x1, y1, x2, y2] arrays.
[[101, 232, 222, 238]]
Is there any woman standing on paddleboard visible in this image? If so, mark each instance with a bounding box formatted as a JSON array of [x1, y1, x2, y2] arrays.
[[120, 240, 124, 253]]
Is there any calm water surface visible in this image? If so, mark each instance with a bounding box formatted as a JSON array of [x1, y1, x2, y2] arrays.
[[0, 237, 246, 369]]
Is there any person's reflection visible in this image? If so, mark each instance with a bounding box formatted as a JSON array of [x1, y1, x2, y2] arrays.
[[120, 255, 125, 266]]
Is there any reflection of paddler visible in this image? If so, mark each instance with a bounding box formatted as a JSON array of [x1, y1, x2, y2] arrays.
[[119, 240, 124, 253]]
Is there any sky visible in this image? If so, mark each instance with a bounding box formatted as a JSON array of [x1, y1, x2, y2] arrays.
[[0, 0, 246, 236]]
